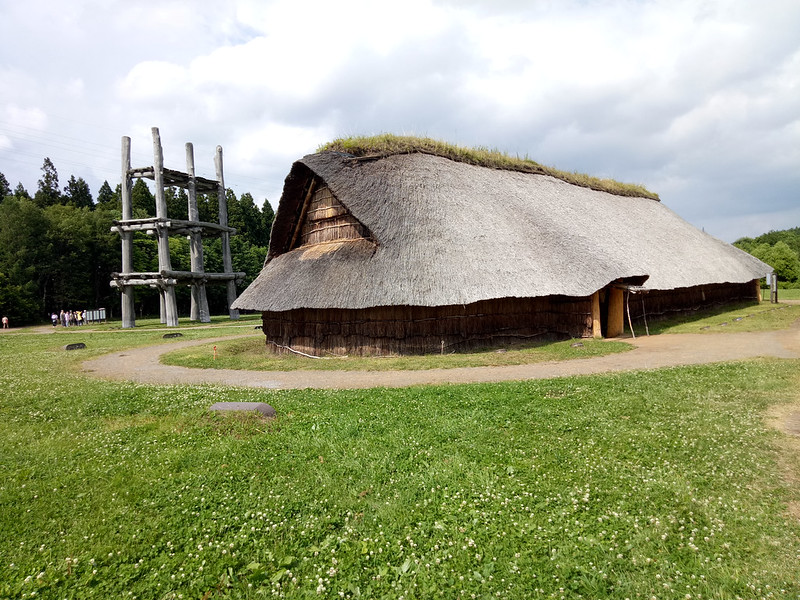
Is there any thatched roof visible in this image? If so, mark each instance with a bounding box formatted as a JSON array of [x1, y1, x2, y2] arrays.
[[233, 151, 769, 312], [319, 134, 660, 200]]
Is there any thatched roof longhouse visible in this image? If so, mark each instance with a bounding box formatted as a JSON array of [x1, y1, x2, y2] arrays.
[[233, 151, 768, 314]]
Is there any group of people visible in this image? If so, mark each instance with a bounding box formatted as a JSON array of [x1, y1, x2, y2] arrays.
[[51, 309, 86, 327]]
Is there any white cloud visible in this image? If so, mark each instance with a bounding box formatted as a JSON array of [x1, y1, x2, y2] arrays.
[[1, 0, 798, 241], [3, 105, 48, 131]]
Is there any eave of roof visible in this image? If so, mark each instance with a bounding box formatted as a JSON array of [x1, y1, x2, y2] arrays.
[[232, 152, 769, 313]]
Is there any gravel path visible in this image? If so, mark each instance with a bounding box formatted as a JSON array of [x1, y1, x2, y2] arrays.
[[81, 320, 800, 390]]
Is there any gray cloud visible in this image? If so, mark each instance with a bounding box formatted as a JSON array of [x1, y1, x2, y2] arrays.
[[1, 0, 798, 242]]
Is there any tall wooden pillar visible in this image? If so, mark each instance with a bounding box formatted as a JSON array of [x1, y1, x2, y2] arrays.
[[152, 128, 179, 326], [607, 287, 625, 338], [591, 292, 602, 338], [215, 146, 239, 320], [120, 137, 135, 328], [186, 143, 210, 322]]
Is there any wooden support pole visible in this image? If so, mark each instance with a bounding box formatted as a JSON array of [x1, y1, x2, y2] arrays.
[[591, 291, 602, 338], [186, 142, 210, 322], [770, 272, 778, 304], [607, 287, 624, 338], [625, 290, 636, 340], [152, 128, 178, 326], [120, 136, 135, 328], [159, 288, 167, 324], [215, 145, 239, 320]]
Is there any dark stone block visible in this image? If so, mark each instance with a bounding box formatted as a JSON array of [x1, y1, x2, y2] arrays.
[[163, 332, 183, 338], [209, 402, 276, 418], [63, 343, 87, 351]]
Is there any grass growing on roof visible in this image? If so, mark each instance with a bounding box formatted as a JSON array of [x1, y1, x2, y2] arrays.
[[319, 134, 660, 200], [2, 326, 800, 597]]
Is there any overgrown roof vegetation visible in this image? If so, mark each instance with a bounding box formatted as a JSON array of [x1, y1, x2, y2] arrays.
[[319, 134, 659, 200]]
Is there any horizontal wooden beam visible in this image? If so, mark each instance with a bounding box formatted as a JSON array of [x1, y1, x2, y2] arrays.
[[111, 217, 236, 236], [111, 278, 177, 288], [128, 166, 218, 193], [111, 270, 245, 284], [160, 270, 246, 281]]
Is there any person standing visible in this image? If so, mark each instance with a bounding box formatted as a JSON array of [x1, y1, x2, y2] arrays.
[[1, 316, 8, 329], [51, 313, 58, 327]]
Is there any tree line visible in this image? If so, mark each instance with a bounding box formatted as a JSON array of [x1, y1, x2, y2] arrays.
[[0, 158, 274, 325], [734, 228, 800, 287]]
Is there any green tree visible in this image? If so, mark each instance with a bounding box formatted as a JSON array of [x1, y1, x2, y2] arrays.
[[763, 241, 800, 282], [165, 187, 189, 220], [0, 197, 52, 322], [0, 172, 10, 200], [231, 192, 268, 247], [262, 199, 275, 246], [96, 181, 114, 205], [230, 235, 267, 288], [63, 175, 93, 209], [95, 180, 120, 213], [34, 157, 61, 208], [197, 192, 218, 224], [13, 182, 30, 199], [131, 179, 154, 217]]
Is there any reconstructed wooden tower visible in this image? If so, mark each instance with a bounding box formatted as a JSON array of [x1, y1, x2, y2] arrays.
[[111, 127, 244, 328]]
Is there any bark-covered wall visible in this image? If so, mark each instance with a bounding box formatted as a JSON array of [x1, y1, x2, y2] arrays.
[[626, 281, 761, 324], [261, 295, 594, 356]]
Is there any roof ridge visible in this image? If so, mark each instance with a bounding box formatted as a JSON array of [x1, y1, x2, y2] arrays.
[[317, 134, 660, 201]]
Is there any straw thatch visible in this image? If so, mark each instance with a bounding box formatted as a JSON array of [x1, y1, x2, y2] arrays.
[[236, 151, 767, 307], [232, 150, 770, 354]]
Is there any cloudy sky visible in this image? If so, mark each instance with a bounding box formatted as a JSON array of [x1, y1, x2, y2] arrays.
[[1, 0, 798, 242]]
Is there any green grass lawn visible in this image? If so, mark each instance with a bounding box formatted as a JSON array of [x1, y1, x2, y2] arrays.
[[87, 313, 264, 332], [162, 301, 800, 373], [630, 301, 800, 336], [1, 327, 800, 598], [163, 337, 633, 372], [773, 288, 800, 301]]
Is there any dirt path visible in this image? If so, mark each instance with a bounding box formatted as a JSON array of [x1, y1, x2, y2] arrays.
[[81, 321, 800, 390]]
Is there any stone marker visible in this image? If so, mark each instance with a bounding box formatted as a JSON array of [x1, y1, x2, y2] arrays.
[[63, 342, 87, 351], [209, 402, 276, 418], [163, 332, 183, 338]]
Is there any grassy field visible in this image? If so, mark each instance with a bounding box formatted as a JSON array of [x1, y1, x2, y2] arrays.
[[774, 288, 800, 301], [163, 301, 800, 373], [2, 319, 800, 598], [632, 301, 800, 336], [163, 336, 633, 372]]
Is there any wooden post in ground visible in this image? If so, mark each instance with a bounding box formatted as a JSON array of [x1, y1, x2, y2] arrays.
[[152, 128, 179, 326], [770, 272, 778, 304], [120, 136, 135, 328], [186, 143, 210, 322], [591, 291, 602, 338], [606, 287, 624, 338], [215, 146, 239, 320]]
